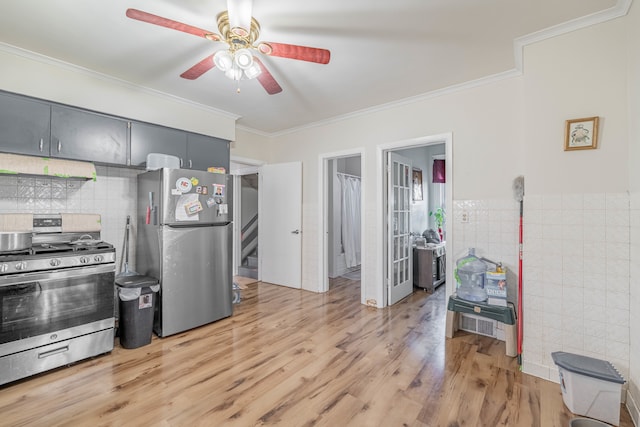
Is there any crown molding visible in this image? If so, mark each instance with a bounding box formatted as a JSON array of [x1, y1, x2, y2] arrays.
[[252, 0, 633, 139], [513, 0, 632, 71], [0, 42, 240, 121]]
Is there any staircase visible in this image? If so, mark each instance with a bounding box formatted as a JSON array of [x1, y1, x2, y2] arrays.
[[237, 213, 258, 279], [237, 174, 259, 279]]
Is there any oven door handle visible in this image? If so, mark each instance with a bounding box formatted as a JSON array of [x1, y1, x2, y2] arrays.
[[38, 345, 70, 359], [0, 264, 115, 288]]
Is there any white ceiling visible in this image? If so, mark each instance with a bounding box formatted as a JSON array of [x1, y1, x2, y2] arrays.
[[0, 0, 619, 135]]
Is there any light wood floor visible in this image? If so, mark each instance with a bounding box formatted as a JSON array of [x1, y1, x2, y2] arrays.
[[0, 278, 634, 427]]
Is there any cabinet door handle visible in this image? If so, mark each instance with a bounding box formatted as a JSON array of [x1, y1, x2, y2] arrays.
[[39, 138, 43, 152], [189, 159, 193, 168], [57, 141, 62, 152], [180, 158, 183, 167]]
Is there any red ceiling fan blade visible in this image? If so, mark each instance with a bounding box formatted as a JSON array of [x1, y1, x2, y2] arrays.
[[258, 42, 330, 64], [253, 57, 282, 95], [180, 55, 216, 80], [126, 8, 220, 41]]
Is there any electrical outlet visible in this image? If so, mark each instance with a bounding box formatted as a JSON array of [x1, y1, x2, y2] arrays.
[[461, 210, 469, 223]]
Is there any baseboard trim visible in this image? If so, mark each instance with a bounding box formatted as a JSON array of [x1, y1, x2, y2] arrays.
[[626, 388, 639, 427]]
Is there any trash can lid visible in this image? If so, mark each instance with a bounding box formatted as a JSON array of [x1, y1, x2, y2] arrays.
[[551, 351, 625, 384], [115, 274, 158, 288]]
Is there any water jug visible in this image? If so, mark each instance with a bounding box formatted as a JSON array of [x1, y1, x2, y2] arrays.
[[455, 248, 488, 302]]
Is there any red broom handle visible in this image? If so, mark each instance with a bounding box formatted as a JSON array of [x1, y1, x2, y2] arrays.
[[517, 204, 524, 363]]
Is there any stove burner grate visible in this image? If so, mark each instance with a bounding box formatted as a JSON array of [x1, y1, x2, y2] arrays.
[[0, 248, 32, 256]]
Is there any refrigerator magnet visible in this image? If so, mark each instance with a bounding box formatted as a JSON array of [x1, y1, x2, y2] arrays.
[[196, 186, 203, 194], [213, 184, 225, 197], [176, 194, 200, 221], [176, 177, 192, 193], [201, 186, 208, 195], [191, 177, 199, 186], [184, 199, 203, 215], [206, 197, 216, 207]]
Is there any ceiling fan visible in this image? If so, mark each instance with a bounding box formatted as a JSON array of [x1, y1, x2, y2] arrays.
[[125, 0, 331, 94]]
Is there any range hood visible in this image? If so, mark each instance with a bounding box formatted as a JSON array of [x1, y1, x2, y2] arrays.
[[0, 153, 96, 180]]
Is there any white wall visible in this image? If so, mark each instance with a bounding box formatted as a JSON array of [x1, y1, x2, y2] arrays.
[[519, 8, 633, 394], [241, 77, 523, 306], [627, 1, 640, 424]]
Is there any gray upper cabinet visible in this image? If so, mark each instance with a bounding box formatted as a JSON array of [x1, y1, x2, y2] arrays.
[[0, 92, 51, 156], [186, 133, 230, 171], [1, 91, 229, 170], [50, 106, 128, 165], [130, 122, 187, 168]]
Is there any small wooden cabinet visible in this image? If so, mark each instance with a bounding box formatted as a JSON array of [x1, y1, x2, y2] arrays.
[[413, 244, 446, 293]]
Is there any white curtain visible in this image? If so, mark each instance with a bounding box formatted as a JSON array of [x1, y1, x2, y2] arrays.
[[338, 174, 361, 268]]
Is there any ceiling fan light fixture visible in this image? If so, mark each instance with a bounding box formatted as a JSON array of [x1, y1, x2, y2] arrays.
[[234, 48, 253, 69], [213, 50, 233, 71], [244, 63, 262, 79], [225, 66, 243, 81]]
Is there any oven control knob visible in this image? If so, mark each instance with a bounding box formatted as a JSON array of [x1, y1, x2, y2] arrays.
[[94, 255, 104, 263], [0, 264, 7, 273], [15, 261, 27, 271], [50, 258, 61, 267], [79, 256, 90, 264]]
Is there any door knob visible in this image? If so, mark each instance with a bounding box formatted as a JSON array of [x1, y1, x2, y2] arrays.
[[291, 229, 301, 234]]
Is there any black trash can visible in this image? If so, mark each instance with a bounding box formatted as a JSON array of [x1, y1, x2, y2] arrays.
[[116, 275, 159, 349]]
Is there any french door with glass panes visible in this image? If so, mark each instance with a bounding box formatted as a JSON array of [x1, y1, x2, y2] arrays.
[[387, 152, 413, 305]]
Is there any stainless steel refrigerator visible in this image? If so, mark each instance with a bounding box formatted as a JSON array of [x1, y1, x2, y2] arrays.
[[136, 168, 233, 337]]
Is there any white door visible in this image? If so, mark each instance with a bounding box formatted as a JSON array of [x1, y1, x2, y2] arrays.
[[259, 162, 302, 288], [387, 152, 413, 305]]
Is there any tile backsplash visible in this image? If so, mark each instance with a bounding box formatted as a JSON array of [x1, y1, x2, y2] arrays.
[[0, 165, 141, 270], [452, 192, 631, 383]]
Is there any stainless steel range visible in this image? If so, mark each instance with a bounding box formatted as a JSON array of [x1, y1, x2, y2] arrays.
[[0, 214, 116, 386]]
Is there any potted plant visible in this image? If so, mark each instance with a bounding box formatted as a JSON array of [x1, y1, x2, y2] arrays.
[[429, 207, 446, 241]]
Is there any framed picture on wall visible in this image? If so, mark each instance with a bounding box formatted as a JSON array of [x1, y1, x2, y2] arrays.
[[565, 116, 599, 150], [412, 168, 423, 201]]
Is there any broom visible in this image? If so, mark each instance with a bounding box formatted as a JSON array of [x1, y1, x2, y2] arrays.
[[513, 176, 525, 366]]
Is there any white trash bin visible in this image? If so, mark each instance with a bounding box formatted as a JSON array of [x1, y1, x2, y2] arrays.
[[552, 352, 625, 426]]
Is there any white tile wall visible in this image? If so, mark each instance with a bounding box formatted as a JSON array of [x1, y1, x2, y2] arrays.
[[523, 192, 630, 380], [452, 197, 520, 303], [453, 192, 631, 382], [0, 166, 141, 271]]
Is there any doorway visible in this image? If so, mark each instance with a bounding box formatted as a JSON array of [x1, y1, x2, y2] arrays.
[[230, 158, 262, 281], [319, 149, 365, 302], [378, 133, 453, 307]]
